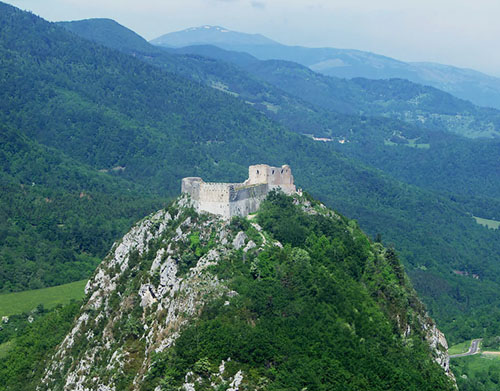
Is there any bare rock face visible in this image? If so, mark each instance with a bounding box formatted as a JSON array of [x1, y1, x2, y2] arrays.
[[38, 197, 253, 391], [421, 317, 455, 383], [232, 231, 247, 250]]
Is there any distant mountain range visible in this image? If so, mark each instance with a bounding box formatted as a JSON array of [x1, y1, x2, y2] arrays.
[[151, 26, 500, 110], [61, 19, 500, 139], [2, 4, 500, 345], [58, 18, 500, 200], [49, 16, 500, 342]]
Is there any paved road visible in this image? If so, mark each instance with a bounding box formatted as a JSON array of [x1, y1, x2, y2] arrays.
[[449, 339, 482, 358]]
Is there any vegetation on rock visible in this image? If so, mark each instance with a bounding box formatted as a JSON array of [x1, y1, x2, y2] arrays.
[[32, 193, 455, 391]]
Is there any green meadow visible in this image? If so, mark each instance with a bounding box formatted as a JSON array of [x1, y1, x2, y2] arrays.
[[452, 354, 500, 389], [0, 341, 13, 359], [0, 280, 87, 317], [473, 216, 500, 230], [448, 340, 475, 355]]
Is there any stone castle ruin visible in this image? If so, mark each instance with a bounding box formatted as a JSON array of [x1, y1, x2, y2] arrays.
[[182, 164, 297, 219]]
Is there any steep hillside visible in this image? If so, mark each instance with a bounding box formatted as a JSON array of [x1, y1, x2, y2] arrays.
[[58, 19, 500, 200], [0, 126, 165, 292], [2, 3, 500, 342], [152, 25, 500, 110], [60, 19, 500, 139], [36, 193, 455, 391]]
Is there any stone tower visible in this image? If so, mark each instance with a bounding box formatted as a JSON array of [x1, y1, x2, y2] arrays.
[[181, 164, 296, 219]]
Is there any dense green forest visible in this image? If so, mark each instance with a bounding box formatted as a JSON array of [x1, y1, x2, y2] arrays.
[[143, 194, 455, 390], [29, 193, 455, 391], [59, 19, 500, 200], [0, 302, 81, 391], [0, 125, 166, 291], [1, 2, 500, 346]]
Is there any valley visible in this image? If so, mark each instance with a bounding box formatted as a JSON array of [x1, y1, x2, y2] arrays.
[[54, 16, 500, 346], [0, 1, 499, 390]]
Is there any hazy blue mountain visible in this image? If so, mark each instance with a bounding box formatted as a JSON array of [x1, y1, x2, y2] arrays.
[[57, 19, 500, 196], [407, 61, 500, 109], [150, 25, 278, 48], [172, 45, 500, 139], [58, 18, 155, 53], [152, 26, 500, 109]]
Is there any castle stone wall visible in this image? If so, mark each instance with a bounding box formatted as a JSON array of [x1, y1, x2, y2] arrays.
[[246, 164, 295, 194], [181, 177, 202, 200], [229, 184, 269, 218], [182, 164, 296, 219]]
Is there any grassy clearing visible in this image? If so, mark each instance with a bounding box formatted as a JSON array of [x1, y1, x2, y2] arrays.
[[0, 280, 87, 317], [452, 354, 500, 389], [449, 340, 474, 355], [384, 139, 430, 149], [0, 341, 13, 359], [407, 138, 430, 149], [473, 216, 500, 230], [483, 351, 500, 356]]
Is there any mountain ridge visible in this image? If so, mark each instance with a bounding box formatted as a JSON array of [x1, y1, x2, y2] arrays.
[[150, 25, 278, 47], [59, 18, 500, 139], [151, 25, 500, 109], [2, 3, 500, 345]]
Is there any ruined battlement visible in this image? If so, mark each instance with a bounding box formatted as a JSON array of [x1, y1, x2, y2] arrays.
[[181, 164, 296, 219]]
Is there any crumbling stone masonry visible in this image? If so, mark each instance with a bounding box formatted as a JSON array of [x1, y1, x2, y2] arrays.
[[181, 164, 296, 219]]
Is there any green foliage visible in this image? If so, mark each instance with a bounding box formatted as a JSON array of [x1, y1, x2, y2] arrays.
[[1, 2, 500, 344], [123, 315, 143, 338], [482, 336, 500, 351], [0, 302, 81, 391], [143, 194, 455, 391], [193, 357, 213, 376], [451, 355, 500, 391], [0, 126, 166, 292]]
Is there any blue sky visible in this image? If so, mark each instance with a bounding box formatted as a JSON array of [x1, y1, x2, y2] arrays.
[[6, 0, 500, 76]]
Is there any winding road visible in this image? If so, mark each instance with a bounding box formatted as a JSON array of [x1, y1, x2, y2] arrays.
[[449, 339, 482, 358]]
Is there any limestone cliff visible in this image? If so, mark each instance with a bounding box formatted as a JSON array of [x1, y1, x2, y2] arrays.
[[38, 193, 455, 391]]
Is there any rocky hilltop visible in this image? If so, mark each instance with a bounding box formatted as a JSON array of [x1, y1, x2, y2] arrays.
[[39, 191, 455, 390]]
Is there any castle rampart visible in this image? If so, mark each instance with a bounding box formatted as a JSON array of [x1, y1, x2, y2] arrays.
[[181, 164, 296, 219]]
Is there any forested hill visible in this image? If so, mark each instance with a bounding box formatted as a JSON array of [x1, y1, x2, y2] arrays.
[[173, 45, 500, 139], [1, 2, 500, 343], [59, 18, 500, 201], [0, 124, 166, 292], [60, 18, 500, 139], [152, 25, 500, 110], [32, 193, 455, 391], [57, 18, 500, 200]]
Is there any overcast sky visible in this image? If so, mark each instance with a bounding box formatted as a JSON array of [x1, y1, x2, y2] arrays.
[[6, 0, 500, 76]]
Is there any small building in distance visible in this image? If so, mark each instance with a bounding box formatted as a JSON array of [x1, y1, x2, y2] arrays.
[[181, 164, 297, 219]]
